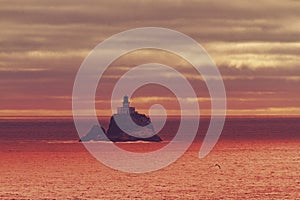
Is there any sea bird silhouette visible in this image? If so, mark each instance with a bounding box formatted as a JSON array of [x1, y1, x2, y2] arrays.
[[214, 164, 221, 169]]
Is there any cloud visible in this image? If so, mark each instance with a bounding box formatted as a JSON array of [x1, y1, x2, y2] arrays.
[[0, 0, 299, 116], [1, 0, 300, 53], [1, 0, 300, 23]]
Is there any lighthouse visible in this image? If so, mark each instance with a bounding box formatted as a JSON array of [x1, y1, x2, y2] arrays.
[[117, 96, 135, 115], [123, 95, 130, 108]]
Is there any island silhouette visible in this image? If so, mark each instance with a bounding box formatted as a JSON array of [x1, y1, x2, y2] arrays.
[[79, 96, 162, 142]]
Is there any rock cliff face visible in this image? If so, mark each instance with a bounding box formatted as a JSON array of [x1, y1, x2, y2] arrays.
[[79, 125, 107, 142], [106, 112, 162, 142], [79, 111, 162, 142]]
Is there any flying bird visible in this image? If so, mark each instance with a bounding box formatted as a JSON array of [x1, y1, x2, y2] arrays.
[[214, 164, 221, 169]]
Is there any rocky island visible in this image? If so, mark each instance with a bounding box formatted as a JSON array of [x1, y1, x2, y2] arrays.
[[79, 96, 162, 142]]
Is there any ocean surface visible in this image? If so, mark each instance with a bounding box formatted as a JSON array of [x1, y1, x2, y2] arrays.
[[1, 117, 299, 199]]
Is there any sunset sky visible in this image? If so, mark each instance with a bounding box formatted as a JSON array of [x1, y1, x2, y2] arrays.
[[1, 0, 300, 117]]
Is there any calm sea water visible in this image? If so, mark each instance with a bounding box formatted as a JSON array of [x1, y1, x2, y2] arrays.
[[0, 117, 299, 142], [1, 118, 299, 199]]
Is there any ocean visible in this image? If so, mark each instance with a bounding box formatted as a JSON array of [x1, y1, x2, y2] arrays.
[[1, 117, 299, 199]]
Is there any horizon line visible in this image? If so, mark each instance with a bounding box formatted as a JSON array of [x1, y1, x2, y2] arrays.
[[1, 114, 300, 120]]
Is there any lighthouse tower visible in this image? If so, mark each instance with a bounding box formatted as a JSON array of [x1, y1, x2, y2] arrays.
[[123, 95, 130, 108], [117, 96, 135, 115]]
